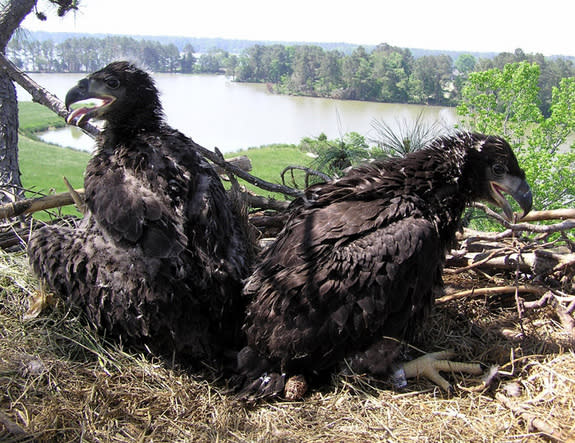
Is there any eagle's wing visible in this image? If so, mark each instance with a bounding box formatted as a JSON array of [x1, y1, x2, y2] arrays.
[[85, 153, 187, 258], [245, 197, 442, 367]]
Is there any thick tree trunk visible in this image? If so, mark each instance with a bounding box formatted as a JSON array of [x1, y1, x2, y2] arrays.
[[0, 70, 21, 203], [0, 0, 38, 204]]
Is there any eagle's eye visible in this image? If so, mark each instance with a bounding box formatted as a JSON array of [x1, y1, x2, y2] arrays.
[[105, 77, 120, 90], [492, 163, 507, 176]]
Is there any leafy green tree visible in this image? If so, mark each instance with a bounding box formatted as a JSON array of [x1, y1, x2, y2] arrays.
[[263, 45, 292, 83], [457, 62, 575, 211], [316, 49, 343, 96], [236, 44, 267, 82], [371, 45, 411, 102], [474, 49, 575, 117], [180, 44, 196, 73], [223, 54, 238, 78], [412, 55, 453, 104], [457, 62, 542, 144], [195, 49, 231, 74], [286, 45, 323, 94], [342, 46, 379, 100], [453, 54, 477, 102], [455, 54, 476, 74]]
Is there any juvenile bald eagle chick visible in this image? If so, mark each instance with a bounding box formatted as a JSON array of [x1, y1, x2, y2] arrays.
[[236, 132, 532, 400], [28, 61, 251, 366]]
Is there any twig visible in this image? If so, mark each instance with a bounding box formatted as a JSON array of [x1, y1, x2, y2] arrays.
[[436, 285, 546, 304], [521, 208, 575, 222], [554, 302, 575, 338], [0, 410, 28, 438], [243, 194, 290, 212], [445, 248, 504, 274], [0, 54, 100, 137], [280, 165, 332, 188], [0, 189, 85, 220], [63, 177, 85, 214], [190, 140, 302, 197], [472, 203, 575, 234], [495, 392, 573, 442], [522, 291, 554, 309]]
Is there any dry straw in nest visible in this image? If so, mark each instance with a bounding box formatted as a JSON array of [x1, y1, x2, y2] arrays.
[[1, 250, 574, 442]]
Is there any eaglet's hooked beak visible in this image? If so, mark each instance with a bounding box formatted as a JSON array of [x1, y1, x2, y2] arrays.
[[65, 78, 116, 126], [489, 175, 533, 221]]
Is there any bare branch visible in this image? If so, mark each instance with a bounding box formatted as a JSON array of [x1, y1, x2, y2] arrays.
[[436, 285, 546, 304], [195, 141, 302, 198], [63, 176, 85, 213], [214, 155, 252, 176], [0, 189, 84, 220], [470, 203, 575, 236], [521, 208, 575, 222], [495, 392, 572, 441], [281, 165, 331, 188], [243, 193, 290, 211]]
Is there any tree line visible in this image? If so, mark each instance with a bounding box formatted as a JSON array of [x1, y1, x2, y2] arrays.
[[7, 35, 221, 75], [8, 34, 575, 115], [235, 44, 575, 114]]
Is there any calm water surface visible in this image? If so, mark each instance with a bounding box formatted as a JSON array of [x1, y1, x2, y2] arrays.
[[17, 73, 457, 153]]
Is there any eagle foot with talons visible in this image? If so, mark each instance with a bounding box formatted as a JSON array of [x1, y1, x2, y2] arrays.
[[392, 350, 484, 393]]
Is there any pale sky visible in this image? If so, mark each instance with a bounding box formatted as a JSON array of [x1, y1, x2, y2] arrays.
[[21, 0, 575, 56]]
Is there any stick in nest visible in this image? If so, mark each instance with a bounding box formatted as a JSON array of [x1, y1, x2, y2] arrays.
[[495, 392, 574, 442]]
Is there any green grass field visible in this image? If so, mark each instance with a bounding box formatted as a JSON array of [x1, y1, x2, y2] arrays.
[[17, 102, 313, 209], [18, 102, 67, 135]]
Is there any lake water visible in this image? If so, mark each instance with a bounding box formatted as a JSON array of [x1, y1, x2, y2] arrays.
[[17, 73, 457, 153]]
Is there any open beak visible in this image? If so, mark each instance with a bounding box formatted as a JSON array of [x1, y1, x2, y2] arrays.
[[65, 78, 116, 126], [489, 175, 532, 221]]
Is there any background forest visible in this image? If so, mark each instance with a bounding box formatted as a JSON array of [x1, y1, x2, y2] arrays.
[[8, 31, 575, 112]]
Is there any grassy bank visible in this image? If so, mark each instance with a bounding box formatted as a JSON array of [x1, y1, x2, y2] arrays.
[[18, 102, 67, 136]]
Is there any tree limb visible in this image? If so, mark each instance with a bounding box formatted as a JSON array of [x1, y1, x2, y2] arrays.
[[472, 203, 575, 234], [0, 54, 100, 137], [63, 176, 85, 213], [281, 165, 331, 188], [521, 208, 575, 222], [243, 193, 290, 211], [193, 141, 302, 197]]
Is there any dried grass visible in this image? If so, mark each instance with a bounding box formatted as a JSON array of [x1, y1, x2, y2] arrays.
[[1, 250, 574, 442]]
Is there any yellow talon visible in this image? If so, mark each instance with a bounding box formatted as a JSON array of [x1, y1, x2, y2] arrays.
[[397, 350, 483, 391]]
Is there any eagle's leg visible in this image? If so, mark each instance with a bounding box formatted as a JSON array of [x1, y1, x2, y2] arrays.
[[345, 337, 403, 375], [392, 350, 483, 392]]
